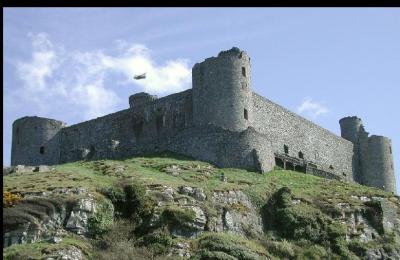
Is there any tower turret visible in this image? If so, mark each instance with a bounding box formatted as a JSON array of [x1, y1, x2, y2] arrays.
[[129, 92, 157, 108], [11, 116, 66, 166], [339, 116, 363, 144], [192, 47, 253, 132]]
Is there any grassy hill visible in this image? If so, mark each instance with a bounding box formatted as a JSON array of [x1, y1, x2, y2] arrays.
[[3, 153, 399, 259]]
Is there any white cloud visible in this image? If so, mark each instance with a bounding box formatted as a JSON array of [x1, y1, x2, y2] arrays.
[[297, 97, 329, 119], [16, 33, 59, 91], [11, 33, 192, 121]]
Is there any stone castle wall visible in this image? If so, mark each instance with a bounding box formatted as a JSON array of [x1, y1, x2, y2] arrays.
[[59, 90, 193, 163], [252, 93, 354, 181]]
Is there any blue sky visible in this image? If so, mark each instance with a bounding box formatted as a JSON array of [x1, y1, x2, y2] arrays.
[[4, 8, 400, 193]]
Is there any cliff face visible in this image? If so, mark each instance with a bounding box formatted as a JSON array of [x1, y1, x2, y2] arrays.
[[3, 154, 400, 260]]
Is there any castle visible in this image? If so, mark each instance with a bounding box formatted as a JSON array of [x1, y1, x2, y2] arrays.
[[11, 47, 396, 193]]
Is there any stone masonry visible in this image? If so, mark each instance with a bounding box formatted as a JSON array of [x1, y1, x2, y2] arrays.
[[11, 47, 397, 193]]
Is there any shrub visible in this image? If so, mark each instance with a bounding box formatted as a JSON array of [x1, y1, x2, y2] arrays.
[[296, 245, 329, 260], [191, 249, 238, 260], [92, 240, 167, 260], [101, 182, 155, 222], [88, 198, 114, 238], [3, 192, 22, 208], [138, 231, 174, 255], [262, 240, 295, 258], [161, 206, 196, 227], [95, 218, 136, 250], [194, 234, 259, 260], [262, 187, 350, 257]]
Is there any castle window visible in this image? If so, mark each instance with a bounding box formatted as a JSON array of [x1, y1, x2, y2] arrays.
[[238, 52, 243, 59], [284, 145, 289, 154], [389, 146, 392, 154], [242, 67, 246, 77], [241, 82, 247, 90], [342, 172, 347, 177], [329, 165, 334, 170], [16, 127, 20, 144], [298, 151, 304, 159], [40, 146, 45, 154], [244, 109, 248, 120]]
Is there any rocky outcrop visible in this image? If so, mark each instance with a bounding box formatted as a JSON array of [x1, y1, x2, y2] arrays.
[[43, 246, 85, 260], [4, 171, 400, 259], [209, 190, 263, 237], [3, 187, 111, 248], [144, 185, 261, 240]]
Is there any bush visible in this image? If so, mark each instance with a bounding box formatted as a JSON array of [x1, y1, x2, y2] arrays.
[[191, 249, 238, 260], [3, 192, 22, 207], [296, 245, 329, 260], [262, 187, 350, 257], [161, 206, 196, 227], [92, 240, 167, 260], [95, 218, 136, 250], [88, 198, 114, 237], [101, 182, 155, 222], [262, 240, 295, 258], [194, 234, 259, 260], [138, 231, 174, 255]]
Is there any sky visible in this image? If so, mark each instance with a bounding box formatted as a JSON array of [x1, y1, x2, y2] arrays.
[[3, 8, 400, 193]]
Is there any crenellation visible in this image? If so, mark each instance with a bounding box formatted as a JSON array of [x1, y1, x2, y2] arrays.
[[10, 47, 397, 194]]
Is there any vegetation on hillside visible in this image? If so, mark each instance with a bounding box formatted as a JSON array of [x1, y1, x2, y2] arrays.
[[3, 153, 398, 259]]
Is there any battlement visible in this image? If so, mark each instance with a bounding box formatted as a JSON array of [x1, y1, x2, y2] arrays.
[[339, 116, 362, 124], [12, 116, 67, 128], [129, 92, 158, 108]]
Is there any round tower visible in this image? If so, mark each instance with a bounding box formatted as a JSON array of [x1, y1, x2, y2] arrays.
[[364, 135, 396, 193], [11, 116, 66, 166], [192, 47, 253, 132], [339, 116, 363, 143]]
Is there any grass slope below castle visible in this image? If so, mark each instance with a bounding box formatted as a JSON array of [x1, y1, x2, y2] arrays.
[[3, 153, 399, 259], [4, 153, 390, 205]]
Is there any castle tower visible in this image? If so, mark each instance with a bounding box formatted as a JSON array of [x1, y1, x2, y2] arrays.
[[192, 47, 253, 132], [339, 116, 396, 193], [11, 116, 66, 166], [364, 136, 396, 193], [339, 116, 363, 144], [339, 116, 364, 181]]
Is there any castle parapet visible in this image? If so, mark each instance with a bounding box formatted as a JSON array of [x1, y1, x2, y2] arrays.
[[129, 92, 158, 108]]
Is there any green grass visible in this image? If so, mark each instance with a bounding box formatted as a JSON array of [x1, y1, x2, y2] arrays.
[[4, 153, 392, 209]]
